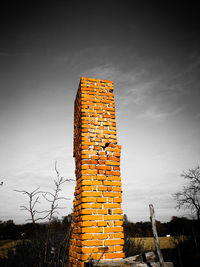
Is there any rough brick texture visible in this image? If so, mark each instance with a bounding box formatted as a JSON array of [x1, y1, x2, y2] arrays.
[[69, 77, 124, 267]]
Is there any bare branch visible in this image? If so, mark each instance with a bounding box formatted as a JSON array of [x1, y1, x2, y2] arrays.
[[174, 165, 200, 221], [14, 161, 73, 266]]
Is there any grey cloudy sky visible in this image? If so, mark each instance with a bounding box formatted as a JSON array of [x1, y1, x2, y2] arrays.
[[0, 1, 200, 223]]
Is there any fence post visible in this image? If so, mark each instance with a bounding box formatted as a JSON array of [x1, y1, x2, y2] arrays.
[[149, 204, 164, 267]]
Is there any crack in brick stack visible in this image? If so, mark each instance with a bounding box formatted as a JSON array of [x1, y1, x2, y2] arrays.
[[69, 77, 124, 267]]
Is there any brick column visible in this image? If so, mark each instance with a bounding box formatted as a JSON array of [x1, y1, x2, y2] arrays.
[[69, 77, 124, 267]]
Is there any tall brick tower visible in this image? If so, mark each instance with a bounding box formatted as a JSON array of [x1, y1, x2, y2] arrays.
[[69, 77, 124, 266]]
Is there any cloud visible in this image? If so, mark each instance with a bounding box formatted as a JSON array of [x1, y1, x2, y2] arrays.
[[136, 106, 183, 120], [196, 113, 200, 119], [83, 60, 188, 114], [0, 52, 32, 57], [0, 169, 75, 223]]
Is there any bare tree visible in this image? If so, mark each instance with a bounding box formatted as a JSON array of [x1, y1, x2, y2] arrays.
[[174, 166, 200, 221], [15, 162, 74, 266]]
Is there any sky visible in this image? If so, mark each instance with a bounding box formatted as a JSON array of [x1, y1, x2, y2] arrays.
[[0, 1, 200, 224]]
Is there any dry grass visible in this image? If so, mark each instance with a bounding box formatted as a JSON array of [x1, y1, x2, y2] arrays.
[[0, 240, 22, 258], [131, 236, 187, 251], [0, 236, 187, 258]]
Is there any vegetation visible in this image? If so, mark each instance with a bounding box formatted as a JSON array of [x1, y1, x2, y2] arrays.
[[0, 216, 71, 265], [1, 215, 200, 266], [123, 215, 200, 267], [123, 215, 199, 237], [0, 164, 73, 266], [174, 166, 200, 221], [1, 165, 200, 266]]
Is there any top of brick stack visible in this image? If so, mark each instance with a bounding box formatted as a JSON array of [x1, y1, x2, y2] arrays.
[[81, 76, 114, 84]]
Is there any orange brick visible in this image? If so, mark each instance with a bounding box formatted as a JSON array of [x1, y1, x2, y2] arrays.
[[81, 203, 91, 208], [79, 221, 97, 227], [115, 246, 123, 252], [112, 176, 121, 181], [81, 197, 97, 203], [81, 145, 89, 149], [113, 187, 122, 192], [103, 181, 122, 186], [104, 239, 124, 246], [109, 234, 114, 239], [104, 215, 123, 220], [105, 161, 120, 166], [81, 155, 90, 159], [94, 146, 102, 150], [103, 192, 122, 197], [81, 192, 102, 197], [80, 234, 93, 240], [104, 227, 123, 233], [96, 197, 107, 202], [81, 175, 93, 180], [113, 166, 120, 170], [81, 215, 102, 221], [91, 155, 99, 159], [97, 221, 107, 227], [100, 156, 107, 160], [81, 240, 103, 246], [90, 203, 102, 208], [81, 227, 103, 233], [81, 150, 97, 155], [109, 246, 115, 252], [87, 253, 104, 260], [104, 203, 121, 208], [81, 180, 102, 186], [81, 170, 98, 175], [105, 252, 124, 259], [96, 165, 111, 170], [80, 209, 93, 215], [98, 186, 108, 191], [99, 151, 106, 155], [98, 209, 107, 214], [98, 234, 108, 239], [114, 221, 123, 226], [81, 186, 92, 191], [113, 209, 123, 214], [109, 221, 113, 227], [106, 171, 120, 175], [81, 247, 98, 253], [113, 152, 121, 157], [113, 198, 122, 203], [114, 233, 124, 238], [97, 175, 107, 180]]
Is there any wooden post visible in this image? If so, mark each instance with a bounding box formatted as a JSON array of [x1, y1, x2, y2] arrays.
[[149, 204, 164, 267]]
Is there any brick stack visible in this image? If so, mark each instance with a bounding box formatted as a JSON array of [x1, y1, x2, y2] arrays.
[[69, 77, 124, 267]]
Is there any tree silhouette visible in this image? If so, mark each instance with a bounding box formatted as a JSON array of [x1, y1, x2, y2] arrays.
[[14, 162, 74, 266], [174, 166, 200, 221]]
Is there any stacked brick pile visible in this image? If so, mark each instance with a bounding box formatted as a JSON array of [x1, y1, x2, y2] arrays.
[[69, 77, 124, 267]]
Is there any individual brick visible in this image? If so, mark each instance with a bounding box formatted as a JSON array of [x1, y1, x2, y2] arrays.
[[81, 240, 103, 246], [104, 227, 124, 233], [81, 227, 103, 233], [98, 234, 108, 239], [104, 252, 125, 259], [104, 239, 124, 246], [97, 221, 107, 227]]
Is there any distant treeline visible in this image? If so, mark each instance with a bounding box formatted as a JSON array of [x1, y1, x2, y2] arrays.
[[0, 215, 199, 240], [123, 216, 200, 237], [0, 216, 71, 240]]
